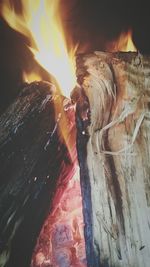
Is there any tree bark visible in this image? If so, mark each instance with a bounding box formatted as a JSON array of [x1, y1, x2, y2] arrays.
[[75, 51, 150, 267], [0, 81, 77, 267]]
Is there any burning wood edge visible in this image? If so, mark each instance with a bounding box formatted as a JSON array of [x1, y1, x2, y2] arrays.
[[0, 81, 80, 267], [74, 51, 150, 267]]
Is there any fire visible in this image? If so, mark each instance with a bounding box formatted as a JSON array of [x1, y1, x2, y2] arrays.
[[0, 0, 77, 97], [0, 0, 137, 96], [108, 29, 137, 52]]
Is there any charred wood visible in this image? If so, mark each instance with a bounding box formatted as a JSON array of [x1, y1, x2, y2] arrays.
[[0, 81, 76, 267]]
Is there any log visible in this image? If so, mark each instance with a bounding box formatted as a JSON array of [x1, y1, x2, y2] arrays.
[[75, 51, 150, 267], [0, 81, 77, 267]]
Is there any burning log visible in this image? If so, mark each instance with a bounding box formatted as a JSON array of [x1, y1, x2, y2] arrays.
[[0, 81, 78, 267], [1, 51, 150, 267], [75, 51, 150, 267]]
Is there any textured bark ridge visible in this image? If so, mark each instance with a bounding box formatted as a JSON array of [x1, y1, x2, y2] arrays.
[[0, 81, 77, 267], [75, 51, 150, 267]]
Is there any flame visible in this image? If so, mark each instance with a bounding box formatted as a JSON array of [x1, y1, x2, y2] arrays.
[[108, 29, 137, 52], [0, 0, 77, 97], [22, 71, 41, 83]]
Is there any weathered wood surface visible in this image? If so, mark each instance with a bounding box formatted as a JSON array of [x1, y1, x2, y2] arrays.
[[0, 81, 77, 267], [75, 51, 150, 267]]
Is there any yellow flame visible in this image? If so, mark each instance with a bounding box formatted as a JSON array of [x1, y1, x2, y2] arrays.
[[1, 0, 77, 97], [22, 71, 41, 83], [108, 30, 137, 52], [0, 0, 137, 97]]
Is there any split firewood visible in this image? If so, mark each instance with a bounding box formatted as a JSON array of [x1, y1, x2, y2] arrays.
[[75, 51, 150, 267], [0, 81, 78, 267]]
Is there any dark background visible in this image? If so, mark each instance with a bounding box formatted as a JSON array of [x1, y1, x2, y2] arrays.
[[0, 0, 150, 114]]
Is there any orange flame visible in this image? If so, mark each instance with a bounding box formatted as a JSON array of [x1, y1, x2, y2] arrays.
[[0, 1, 137, 94], [0, 0, 77, 97], [108, 29, 137, 52]]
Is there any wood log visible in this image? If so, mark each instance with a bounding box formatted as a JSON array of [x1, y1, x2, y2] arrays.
[[75, 51, 150, 267], [0, 81, 77, 267]]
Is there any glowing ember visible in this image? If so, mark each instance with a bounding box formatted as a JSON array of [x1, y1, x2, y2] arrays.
[[0, 0, 77, 97], [31, 167, 87, 267]]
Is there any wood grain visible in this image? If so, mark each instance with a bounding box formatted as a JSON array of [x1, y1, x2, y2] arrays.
[[76, 51, 150, 267]]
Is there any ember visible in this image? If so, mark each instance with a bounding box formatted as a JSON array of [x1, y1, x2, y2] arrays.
[[31, 168, 86, 267]]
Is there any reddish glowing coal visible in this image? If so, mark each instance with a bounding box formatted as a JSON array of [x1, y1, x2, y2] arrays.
[[29, 98, 87, 267], [31, 168, 86, 267]]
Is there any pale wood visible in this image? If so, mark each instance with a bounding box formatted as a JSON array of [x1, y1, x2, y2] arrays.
[[75, 51, 150, 267]]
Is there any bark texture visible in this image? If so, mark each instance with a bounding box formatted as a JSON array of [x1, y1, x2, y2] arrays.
[[75, 51, 150, 267], [0, 81, 77, 267]]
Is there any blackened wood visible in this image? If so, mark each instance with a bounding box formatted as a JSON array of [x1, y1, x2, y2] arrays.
[[0, 81, 76, 267], [75, 51, 150, 267]]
